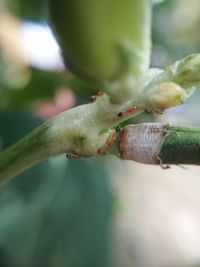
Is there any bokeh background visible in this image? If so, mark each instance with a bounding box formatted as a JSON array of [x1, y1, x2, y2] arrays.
[[0, 0, 200, 266]]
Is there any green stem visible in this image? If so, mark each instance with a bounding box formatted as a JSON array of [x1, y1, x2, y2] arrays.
[[0, 54, 199, 183], [109, 123, 200, 166], [0, 94, 140, 183], [0, 126, 49, 184], [160, 125, 200, 165]]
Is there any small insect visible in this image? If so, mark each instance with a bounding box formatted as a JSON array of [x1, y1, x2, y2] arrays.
[[89, 90, 104, 103], [117, 112, 123, 117], [117, 106, 138, 117], [126, 106, 138, 113]]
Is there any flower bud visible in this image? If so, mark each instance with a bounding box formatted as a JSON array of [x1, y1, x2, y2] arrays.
[[49, 0, 151, 84]]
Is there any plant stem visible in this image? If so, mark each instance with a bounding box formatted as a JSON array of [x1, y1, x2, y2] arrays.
[[160, 125, 200, 165], [0, 54, 199, 183], [109, 123, 200, 166], [0, 126, 49, 184], [0, 94, 140, 183]]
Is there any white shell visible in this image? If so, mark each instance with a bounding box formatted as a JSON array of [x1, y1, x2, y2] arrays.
[[120, 123, 166, 164]]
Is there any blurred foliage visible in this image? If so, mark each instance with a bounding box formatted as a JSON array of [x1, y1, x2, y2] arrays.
[[0, 113, 112, 267], [152, 0, 200, 67], [0, 0, 200, 267], [0, 2, 112, 266], [5, 0, 48, 21], [0, 68, 97, 109]]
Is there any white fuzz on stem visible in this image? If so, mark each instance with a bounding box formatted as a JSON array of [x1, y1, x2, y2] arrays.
[[119, 123, 167, 164]]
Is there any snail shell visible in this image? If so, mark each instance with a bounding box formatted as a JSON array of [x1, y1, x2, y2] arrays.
[[119, 123, 167, 164]]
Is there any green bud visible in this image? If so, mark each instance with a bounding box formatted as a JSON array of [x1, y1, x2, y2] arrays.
[[167, 54, 200, 86], [49, 0, 151, 84]]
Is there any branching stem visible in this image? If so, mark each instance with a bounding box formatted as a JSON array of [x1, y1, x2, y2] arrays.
[[0, 54, 200, 183]]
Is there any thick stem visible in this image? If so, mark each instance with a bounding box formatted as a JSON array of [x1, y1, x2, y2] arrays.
[[111, 123, 200, 166], [0, 94, 140, 183], [160, 125, 200, 165], [0, 126, 49, 183], [0, 54, 199, 183]]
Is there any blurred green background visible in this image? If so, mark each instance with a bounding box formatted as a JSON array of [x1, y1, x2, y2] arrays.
[[0, 1, 200, 267]]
